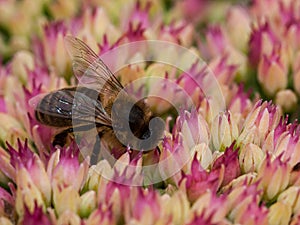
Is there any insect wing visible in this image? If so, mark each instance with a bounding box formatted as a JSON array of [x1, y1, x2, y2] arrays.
[[64, 36, 123, 97]]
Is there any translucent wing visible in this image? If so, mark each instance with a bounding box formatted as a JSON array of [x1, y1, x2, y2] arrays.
[[35, 87, 112, 127], [64, 36, 123, 96]]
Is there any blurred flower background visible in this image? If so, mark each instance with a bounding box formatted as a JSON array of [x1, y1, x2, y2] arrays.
[[1, 0, 300, 224]]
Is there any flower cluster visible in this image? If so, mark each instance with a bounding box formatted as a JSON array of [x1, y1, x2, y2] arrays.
[[0, 0, 300, 224]]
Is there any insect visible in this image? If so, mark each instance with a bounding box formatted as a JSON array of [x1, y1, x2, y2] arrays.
[[34, 36, 164, 163]]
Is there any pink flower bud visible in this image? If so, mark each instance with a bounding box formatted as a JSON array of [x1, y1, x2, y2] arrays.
[[275, 89, 298, 112], [11, 50, 34, 83], [268, 202, 292, 225], [21, 202, 52, 225], [226, 6, 251, 51], [228, 84, 253, 121], [190, 191, 228, 224], [0, 187, 14, 220], [78, 190, 97, 218], [49, 0, 80, 20], [42, 22, 69, 76], [211, 111, 239, 151], [278, 186, 300, 215], [49, 143, 89, 192], [293, 51, 300, 95], [56, 210, 82, 225], [212, 143, 240, 187], [161, 190, 190, 224], [85, 204, 115, 225], [182, 155, 224, 203], [239, 143, 264, 173], [205, 26, 229, 58], [126, 188, 160, 224], [256, 154, 291, 201], [0, 217, 13, 225], [249, 22, 278, 66], [177, 110, 210, 150], [240, 101, 281, 145], [258, 49, 288, 97], [52, 185, 80, 216]]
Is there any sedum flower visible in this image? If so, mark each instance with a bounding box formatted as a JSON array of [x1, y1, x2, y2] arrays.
[[263, 118, 300, 167], [225, 6, 251, 52], [20, 202, 52, 225], [228, 84, 253, 122], [221, 173, 257, 193], [191, 143, 213, 170], [209, 55, 238, 86], [48, 143, 89, 192], [290, 163, 300, 186], [48, 0, 80, 20], [160, 189, 190, 225], [15, 161, 46, 217], [175, 0, 209, 24], [211, 111, 239, 151], [0, 97, 6, 113], [122, 1, 151, 30], [53, 185, 81, 216], [0, 113, 26, 146], [278, 186, 300, 215], [238, 100, 281, 146], [56, 210, 82, 225], [42, 22, 70, 77], [11, 50, 34, 84], [78, 7, 120, 45], [176, 110, 210, 150], [227, 184, 268, 224], [234, 201, 268, 225], [14, 156, 50, 207], [290, 212, 300, 225], [159, 134, 185, 185], [0, 186, 14, 220], [293, 54, 300, 96], [257, 47, 288, 97], [190, 191, 228, 224], [176, 61, 206, 101], [248, 22, 278, 67], [211, 143, 240, 187], [159, 21, 194, 47], [256, 154, 291, 201], [78, 190, 97, 218], [25, 65, 68, 93], [180, 155, 224, 203], [203, 25, 247, 79], [286, 19, 300, 51], [125, 188, 160, 225], [5, 140, 50, 216], [268, 202, 292, 225], [275, 89, 298, 113], [0, 146, 15, 184], [85, 204, 115, 225], [147, 73, 185, 114], [239, 143, 264, 173], [186, 212, 223, 225], [96, 175, 131, 221], [0, 217, 13, 225]]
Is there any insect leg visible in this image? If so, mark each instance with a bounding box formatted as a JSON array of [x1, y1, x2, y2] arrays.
[[90, 134, 101, 165], [53, 128, 73, 147]]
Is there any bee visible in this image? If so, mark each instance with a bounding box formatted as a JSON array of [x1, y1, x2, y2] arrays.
[[35, 36, 164, 163]]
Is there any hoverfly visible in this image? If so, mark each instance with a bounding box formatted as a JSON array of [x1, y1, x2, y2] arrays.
[[35, 36, 164, 163]]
